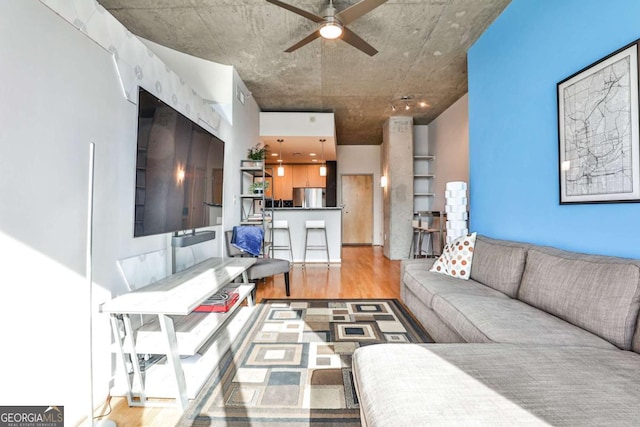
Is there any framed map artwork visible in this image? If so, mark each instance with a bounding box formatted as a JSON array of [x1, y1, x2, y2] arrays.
[[558, 40, 640, 204]]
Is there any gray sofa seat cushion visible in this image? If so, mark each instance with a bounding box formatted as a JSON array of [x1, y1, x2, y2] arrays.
[[519, 247, 640, 350], [470, 236, 531, 297], [431, 293, 616, 348], [353, 343, 640, 427], [403, 268, 508, 310]]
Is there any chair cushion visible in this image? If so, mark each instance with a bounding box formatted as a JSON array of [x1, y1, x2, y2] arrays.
[[247, 258, 290, 281]]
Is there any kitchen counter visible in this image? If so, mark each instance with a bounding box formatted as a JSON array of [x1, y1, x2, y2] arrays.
[[271, 208, 342, 264]]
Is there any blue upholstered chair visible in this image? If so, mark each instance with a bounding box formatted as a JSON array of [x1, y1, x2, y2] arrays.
[[225, 230, 291, 296]]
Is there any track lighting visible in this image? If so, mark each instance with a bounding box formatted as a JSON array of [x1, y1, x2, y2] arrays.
[[389, 96, 430, 114]]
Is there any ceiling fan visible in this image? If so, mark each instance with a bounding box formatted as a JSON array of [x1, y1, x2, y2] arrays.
[[266, 0, 388, 56]]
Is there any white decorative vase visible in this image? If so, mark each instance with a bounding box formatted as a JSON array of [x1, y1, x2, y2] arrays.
[[445, 181, 468, 244]]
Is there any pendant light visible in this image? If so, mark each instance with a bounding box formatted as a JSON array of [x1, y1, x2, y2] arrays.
[[319, 139, 327, 177], [277, 139, 285, 176]]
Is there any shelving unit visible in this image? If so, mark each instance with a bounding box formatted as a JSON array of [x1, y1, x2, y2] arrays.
[[240, 159, 273, 254], [413, 155, 435, 212], [101, 257, 256, 410]]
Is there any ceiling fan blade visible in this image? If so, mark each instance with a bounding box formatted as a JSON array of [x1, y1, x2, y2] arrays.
[[266, 0, 324, 23], [341, 27, 378, 56], [285, 29, 321, 52], [335, 0, 388, 25]]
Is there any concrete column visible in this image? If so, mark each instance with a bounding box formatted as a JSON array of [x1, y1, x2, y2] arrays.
[[382, 117, 414, 260]]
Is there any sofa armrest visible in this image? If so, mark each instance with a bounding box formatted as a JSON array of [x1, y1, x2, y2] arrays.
[[401, 258, 436, 279]]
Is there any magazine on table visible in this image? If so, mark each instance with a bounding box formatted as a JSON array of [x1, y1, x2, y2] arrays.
[[194, 287, 240, 313]]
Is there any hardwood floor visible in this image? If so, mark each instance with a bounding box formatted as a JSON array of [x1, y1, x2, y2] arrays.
[[98, 246, 401, 427]]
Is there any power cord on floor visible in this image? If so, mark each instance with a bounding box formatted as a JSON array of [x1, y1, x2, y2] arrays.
[[92, 396, 116, 427]]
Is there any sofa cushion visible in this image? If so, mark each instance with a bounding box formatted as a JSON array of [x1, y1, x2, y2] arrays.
[[469, 235, 530, 297], [633, 318, 640, 354], [353, 343, 640, 427], [518, 247, 640, 350], [431, 293, 616, 348], [403, 267, 508, 310], [430, 232, 476, 279]]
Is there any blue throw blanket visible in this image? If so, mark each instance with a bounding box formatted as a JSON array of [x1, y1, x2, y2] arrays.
[[232, 226, 264, 256]]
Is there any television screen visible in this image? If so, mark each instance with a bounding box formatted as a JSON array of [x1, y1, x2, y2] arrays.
[[134, 87, 224, 238]]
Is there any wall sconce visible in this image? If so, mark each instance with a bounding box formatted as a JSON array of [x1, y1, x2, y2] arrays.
[[177, 167, 186, 184], [380, 175, 387, 188]]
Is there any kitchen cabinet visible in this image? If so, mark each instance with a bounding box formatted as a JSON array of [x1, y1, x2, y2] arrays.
[[273, 165, 293, 200], [291, 164, 326, 188], [306, 164, 326, 187], [292, 165, 308, 188]]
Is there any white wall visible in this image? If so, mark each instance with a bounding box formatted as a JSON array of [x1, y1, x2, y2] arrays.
[[428, 94, 469, 210], [336, 145, 383, 245], [0, 1, 259, 424], [227, 69, 261, 228]]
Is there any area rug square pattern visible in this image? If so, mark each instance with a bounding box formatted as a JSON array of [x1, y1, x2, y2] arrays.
[[178, 299, 431, 426]]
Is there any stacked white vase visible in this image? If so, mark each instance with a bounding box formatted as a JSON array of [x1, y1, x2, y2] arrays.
[[445, 181, 468, 244]]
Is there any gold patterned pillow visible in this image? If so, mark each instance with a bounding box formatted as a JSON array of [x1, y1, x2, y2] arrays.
[[430, 232, 477, 280]]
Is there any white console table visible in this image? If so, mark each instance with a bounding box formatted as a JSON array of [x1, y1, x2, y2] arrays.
[[100, 257, 256, 410]]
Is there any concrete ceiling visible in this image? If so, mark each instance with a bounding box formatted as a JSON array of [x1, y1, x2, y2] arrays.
[[98, 0, 510, 146]]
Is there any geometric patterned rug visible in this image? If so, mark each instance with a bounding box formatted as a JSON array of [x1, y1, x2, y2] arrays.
[[177, 299, 432, 426]]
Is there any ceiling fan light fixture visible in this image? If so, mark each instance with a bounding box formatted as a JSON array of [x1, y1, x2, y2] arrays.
[[319, 20, 343, 39]]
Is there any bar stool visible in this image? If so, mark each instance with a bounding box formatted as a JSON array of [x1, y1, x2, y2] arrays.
[[303, 220, 330, 268], [270, 220, 294, 262], [409, 211, 445, 258], [410, 221, 431, 258]]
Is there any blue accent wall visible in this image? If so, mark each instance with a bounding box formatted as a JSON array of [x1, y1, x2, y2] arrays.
[[468, 0, 640, 258]]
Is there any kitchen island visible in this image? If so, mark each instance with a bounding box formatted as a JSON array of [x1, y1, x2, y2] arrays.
[[271, 207, 342, 264]]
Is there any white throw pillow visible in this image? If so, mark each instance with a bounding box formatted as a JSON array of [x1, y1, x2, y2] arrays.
[[430, 232, 477, 280]]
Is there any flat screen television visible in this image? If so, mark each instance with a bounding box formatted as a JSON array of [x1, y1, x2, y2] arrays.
[[134, 87, 224, 238]]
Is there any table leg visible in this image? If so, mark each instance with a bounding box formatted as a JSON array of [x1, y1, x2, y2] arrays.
[[242, 271, 255, 306], [158, 314, 188, 410], [113, 314, 147, 406]]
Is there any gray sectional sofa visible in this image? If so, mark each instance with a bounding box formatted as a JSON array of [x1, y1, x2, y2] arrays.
[[352, 235, 640, 426]]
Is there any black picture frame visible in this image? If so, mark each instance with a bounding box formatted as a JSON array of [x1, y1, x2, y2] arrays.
[[557, 40, 640, 204]]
